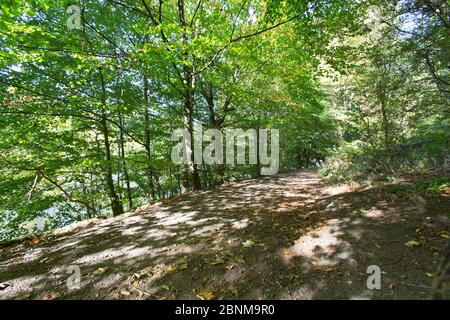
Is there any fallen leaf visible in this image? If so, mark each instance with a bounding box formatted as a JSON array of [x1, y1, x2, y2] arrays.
[[120, 290, 131, 297], [166, 265, 178, 273], [179, 262, 188, 270], [211, 257, 225, 265], [161, 285, 170, 291], [168, 293, 177, 300], [404, 240, 420, 247], [284, 249, 294, 258], [131, 286, 151, 297], [242, 240, 255, 248], [93, 267, 108, 275], [43, 293, 58, 300], [131, 273, 141, 281], [196, 289, 215, 300], [167, 262, 188, 274], [439, 231, 449, 239]]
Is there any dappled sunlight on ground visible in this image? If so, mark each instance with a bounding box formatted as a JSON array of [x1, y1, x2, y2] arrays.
[[0, 170, 448, 300], [283, 218, 355, 268]]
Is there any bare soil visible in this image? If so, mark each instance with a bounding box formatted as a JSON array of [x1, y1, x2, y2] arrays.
[[0, 170, 449, 300]]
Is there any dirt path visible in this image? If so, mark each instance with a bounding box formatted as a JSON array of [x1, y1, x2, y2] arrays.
[[0, 170, 448, 300]]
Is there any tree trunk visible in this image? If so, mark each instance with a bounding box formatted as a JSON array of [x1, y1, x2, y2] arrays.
[[118, 111, 133, 210], [178, 0, 201, 191], [200, 82, 230, 184], [143, 75, 157, 200], [99, 67, 124, 216], [377, 76, 394, 172], [182, 78, 202, 190]]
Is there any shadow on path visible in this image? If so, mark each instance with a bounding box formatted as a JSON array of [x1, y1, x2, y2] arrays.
[[0, 170, 448, 299]]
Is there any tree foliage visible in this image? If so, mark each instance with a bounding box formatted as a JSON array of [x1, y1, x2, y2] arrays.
[[0, 0, 447, 240]]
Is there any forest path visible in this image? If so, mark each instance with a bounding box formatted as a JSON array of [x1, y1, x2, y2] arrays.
[[0, 170, 448, 300]]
